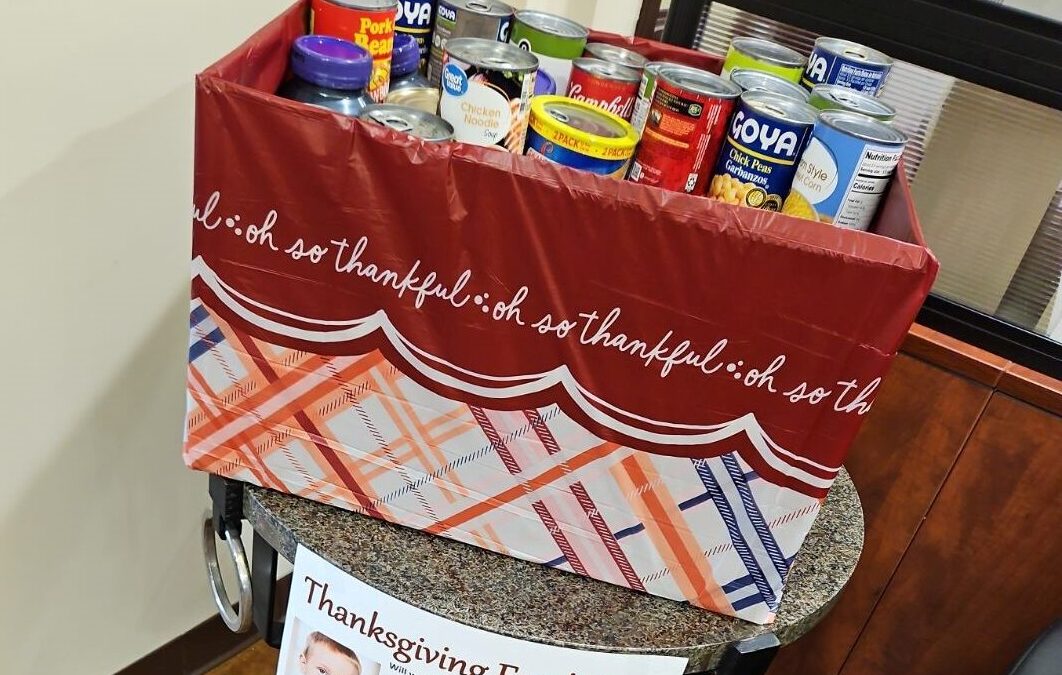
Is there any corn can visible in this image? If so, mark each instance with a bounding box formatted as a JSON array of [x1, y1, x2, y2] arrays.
[[311, 0, 400, 102], [510, 10, 588, 93], [428, 0, 515, 88], [525, 96, 639, 179], [721, 37, 805, 83], [801, 37, 893, 95]]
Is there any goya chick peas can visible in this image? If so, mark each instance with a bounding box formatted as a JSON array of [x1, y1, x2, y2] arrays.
[[311, 0, 400, 102], [730, 68, 810, 103], [801, 37, 893, 95], [525, 96, 639, 179], [428, 0, 515, 88], [783, 111, 907, 230], [708, 90, 816, 210], [510, 10, 588, 93], [396, 0, 437, 71], [567, 58, 641, 121], [439, 38, 538, 152], [808, 84, 896, 122], [722, 37, 805, 83], [629, 65, 742, 194]]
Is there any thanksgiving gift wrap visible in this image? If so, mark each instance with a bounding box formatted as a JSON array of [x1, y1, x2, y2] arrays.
[[186, 1, 937, 624]]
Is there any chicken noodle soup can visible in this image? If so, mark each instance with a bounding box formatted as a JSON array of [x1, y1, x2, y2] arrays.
[[396, 0, 437, 71], [722, 37, 805, 83], [629, 65, 742, 194], [510, 10, 588, 93], [567, 58, 641, 121], [801, 37, 893, 95], [808, 84, 896, 122], [428, 0, 514, 88], [729, 68, 810, 103], [583, 43, 649, 73], [630, 61, 671, 135], [439, 38, 538, 151], [525, 96, 639, 179], [784, 111, 907, 230], [708, 91, 816, 210], [359, 103, 455, 141], [311, 0, 400, 102]]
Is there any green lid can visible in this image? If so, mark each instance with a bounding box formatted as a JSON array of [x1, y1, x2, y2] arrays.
[[510, 9, 588, 91], [722, 36, 805, 84]]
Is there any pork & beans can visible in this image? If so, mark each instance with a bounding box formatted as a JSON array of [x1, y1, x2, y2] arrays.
[[311, 0, 400, 102]]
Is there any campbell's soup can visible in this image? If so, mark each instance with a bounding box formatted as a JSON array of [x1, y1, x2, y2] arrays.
[[630, 61, 673, 135], [783, 111, 907, 230], [801, 37, 893, 95], [395, 0, 437, 72], [628, 65, 741, 194], [567, 58, 641, 121], [525, 96, 639, 179], [428, 0, 515, 88], [311, 0, 400, 102], [708, 91, 817, 211], [439, 38, 538, 151], [510, 10, 588, 93], [721, 37, 805, 83]]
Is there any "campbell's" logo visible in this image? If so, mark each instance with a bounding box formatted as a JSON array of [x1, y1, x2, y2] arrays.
[[729, 110, 801, 158], [568, 84, 635, 120]]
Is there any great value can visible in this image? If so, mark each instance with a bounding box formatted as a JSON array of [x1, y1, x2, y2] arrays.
[[708, 91, 816, 210], [808, 84, 896, 122], [359, 103, 455, 141], [396, 0, 437, 72], [584, 43, 649, 73], [721, 37, 805, 83], [729, 68, 810, 103], [428, 0, 515, 88], [311, 0, 400, 102], [525, 96, 639, 179], [439, 37, 538, 151], [567, 58, 641, 121], [628, 65, 742, 194], [784, 111, 907, 230], [510, 10, 588, 94], [801, 37, 893, 95], [630, 61, 672, 135]]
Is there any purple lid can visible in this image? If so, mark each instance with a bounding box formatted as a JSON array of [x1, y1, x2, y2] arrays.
[[290, 35, 372, 90], [535, 69, 557, 96], [391, 34, 420, 78]]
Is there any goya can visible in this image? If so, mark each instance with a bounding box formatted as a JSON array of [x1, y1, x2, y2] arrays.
[[428, 0, 514, 88], [808, 84, 896, 122], [729, 68, 810, 103], [439, 38, 538, 151], [396, 0, 437, 71], [629, 65, 741, 194], [525, 96, 639, 179], [510, 10, 588, 93], [630, 61, 672, 135], [721, 37, 805, 83], [359, 103, 455, 141], [708, 91, 816, 210], [784, 111, 907, 230], [801, 37, 893, 95], [567, 58, 641, 121], [584, 43, 649, 72], [311, 0, 400, 102]]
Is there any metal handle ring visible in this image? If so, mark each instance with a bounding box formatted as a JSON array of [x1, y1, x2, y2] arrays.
[[202, 511, 253, 633]]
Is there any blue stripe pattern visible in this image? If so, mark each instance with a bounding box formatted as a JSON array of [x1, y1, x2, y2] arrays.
[[721, 454, 790, 583], [189, 327, 223, 363], [190, 304, 209, 328]]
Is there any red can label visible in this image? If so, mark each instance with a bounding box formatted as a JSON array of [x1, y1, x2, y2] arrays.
[[567, 67, 639, 121], [311, 0, 398, 102], [628, 80, 735, 194]]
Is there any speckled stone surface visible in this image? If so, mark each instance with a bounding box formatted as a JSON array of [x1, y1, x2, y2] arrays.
[[245, 470, 863, 673]]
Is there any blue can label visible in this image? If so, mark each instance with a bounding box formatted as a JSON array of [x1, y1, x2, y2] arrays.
[[801, 46, 890, 95], [396, 1, 436, 66], [526, 127, 630, 179], [708, 100, 813, 210]]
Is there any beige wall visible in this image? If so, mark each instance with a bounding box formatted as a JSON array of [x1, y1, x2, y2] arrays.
[[0, 0, 642, 673], [509, 0, 643, 34]]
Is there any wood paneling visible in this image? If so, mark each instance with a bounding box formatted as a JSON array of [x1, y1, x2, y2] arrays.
[[902, 324, 1009, 388], [841, 394, 1062, 675], [767, 354, 992, 675]]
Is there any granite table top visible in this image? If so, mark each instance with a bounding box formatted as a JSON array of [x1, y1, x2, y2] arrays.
[[244, 469, 863, 673]]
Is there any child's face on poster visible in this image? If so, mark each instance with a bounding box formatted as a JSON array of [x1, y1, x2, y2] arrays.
[[299, 643, 361, 675]]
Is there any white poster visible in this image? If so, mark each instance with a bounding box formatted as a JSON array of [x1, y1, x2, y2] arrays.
[[278, 546, 689, 675]]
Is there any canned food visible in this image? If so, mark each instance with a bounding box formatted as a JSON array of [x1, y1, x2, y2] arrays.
[[729, 68, 810, 103], [278, 36, 375, 117], [801, 37, 893, 95], [722, 37, 805, 83], [525, 96, 639, 179], [567, 58, 641, 121], [583, 43, 649, 72], [808, 84, 896, 122], [386, 85, 441, 113], [510, 10, 588, 93], [311, 0, 400, 102], [630, 61, 674, 135], [390, 33, 431, 90], [629, 65, 741, 194], [708, 91, 816, 210], [396, 0, 437, 71], [428, 0, 515, 88], [784, 111, 907, 230], [439, 38, 538, 151], [534, 69, 557, 96], [359, 103, 455, 141]]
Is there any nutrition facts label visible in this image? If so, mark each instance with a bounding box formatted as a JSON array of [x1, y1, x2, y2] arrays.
[[835, 146, 904, 229]]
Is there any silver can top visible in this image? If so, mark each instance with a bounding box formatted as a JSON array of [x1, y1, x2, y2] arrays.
[[819, 110, 907, 145], [810, 84, 896, 121], [742, 89, 818, 126], [572, 57, 641, 84], [584, 43, 649, 71], [657, 63, 742, 99], [813, 37, 893, 67], [325, 0, 400, 9], [729, 68, 810, 102], [359, 104, 455, 142], [445, 37, 539, 73], [541, 100, 629, 139], [449, 0, 515, 18], [513, 9, 588, 39], [729, 37, 805, 69]]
